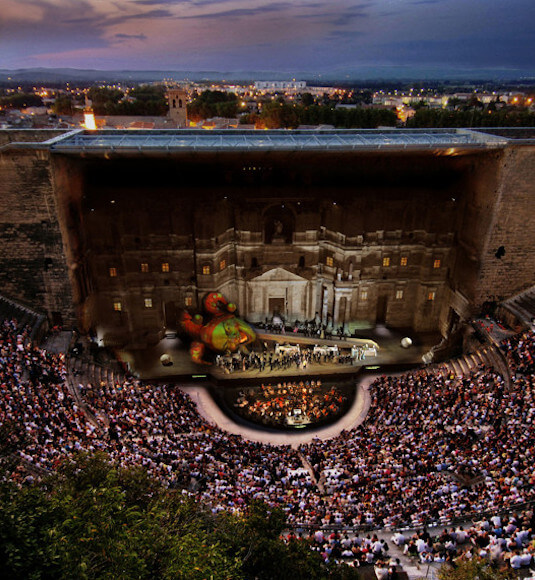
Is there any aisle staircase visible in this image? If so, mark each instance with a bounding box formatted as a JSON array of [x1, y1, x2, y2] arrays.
[[66, 356, 128, 436], [0, 294, 47, 340], [69, 356, 126, 388], [437, 344, 509, 384]]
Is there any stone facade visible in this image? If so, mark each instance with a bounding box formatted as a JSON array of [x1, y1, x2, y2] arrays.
[[1, 129, 534, 345], [52, 148, 479, 345], [0, 133, 74, 325], [474, 145, 535, 303]]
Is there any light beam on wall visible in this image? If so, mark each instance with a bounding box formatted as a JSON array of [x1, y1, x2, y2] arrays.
[[83, 110, 96, 131]]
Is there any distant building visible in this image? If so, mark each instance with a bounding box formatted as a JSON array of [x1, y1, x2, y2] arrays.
[[167, 88, 187, 128], [254, 81, 306, 91]]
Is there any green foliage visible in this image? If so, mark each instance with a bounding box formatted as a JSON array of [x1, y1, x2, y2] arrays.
[[52, 94, 74, 115], [0, 453, 350, 580], [257, 102, 397, 129], [0, 92, 44, 109], [133, 494, 243, 580], [406, 106, 535, 128], [326, 563, 363, 580], [213, 501, 328, 580], [188, 88, 396, 128], [88, 87, 124, 114], [300, 92, 315, 107], [124, 85, 167, 115], [446, 96, 462, 109], [87, 85, 167, 116], [0, 482, 60, 579], [128, 85, 166, 103], [437, 558, 516, 580], [188, 90, 238, 121], [260, 101, 301, 129], [239, 113, 258, 125]]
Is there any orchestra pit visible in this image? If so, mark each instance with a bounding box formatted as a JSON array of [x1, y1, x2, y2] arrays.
[[1, 127, 535, 577]]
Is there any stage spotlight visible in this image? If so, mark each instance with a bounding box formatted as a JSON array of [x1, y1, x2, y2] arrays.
[[401, 337, 412, 348]]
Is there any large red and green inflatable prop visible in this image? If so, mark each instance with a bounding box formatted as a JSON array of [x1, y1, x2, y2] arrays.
[[180, 292, 256, 364]]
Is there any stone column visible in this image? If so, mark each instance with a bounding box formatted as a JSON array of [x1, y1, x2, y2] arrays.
[[333, 291, 340, 326]]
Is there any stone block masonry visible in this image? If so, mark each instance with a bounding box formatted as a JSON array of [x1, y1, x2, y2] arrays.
[[0, 139, 74, 325], [476, 145, 535, 304], [1, 128, 535, 340]]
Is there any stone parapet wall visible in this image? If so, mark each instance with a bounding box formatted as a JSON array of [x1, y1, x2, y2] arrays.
[[475, 145, 535, 304], [0, 147, 74, 324]]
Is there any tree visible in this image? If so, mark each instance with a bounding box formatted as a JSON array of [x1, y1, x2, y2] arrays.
[[0, 93, 44, 109], [0, 482, 60, 579], [52, 94, 74, 115], [259, 101, 300, 128], [300, 92, 315, 107], [437, 558, 516, 580], [214, 501, 327, 580], [187, 90, 238, 121], [447, 97, 462, 109], [87, 87, 124, 114], [0, 453, 348, 579]]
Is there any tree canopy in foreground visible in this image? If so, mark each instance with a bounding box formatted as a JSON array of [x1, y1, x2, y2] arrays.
[[0, 452, 362, 580]]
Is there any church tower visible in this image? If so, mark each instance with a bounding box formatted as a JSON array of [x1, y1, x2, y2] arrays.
[[167, 88, 188, 128]]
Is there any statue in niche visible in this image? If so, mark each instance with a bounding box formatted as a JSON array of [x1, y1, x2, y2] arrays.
[[272, 219, 285, 243]]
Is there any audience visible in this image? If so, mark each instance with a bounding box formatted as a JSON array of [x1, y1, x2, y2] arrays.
[[1, 315, 535, 572]]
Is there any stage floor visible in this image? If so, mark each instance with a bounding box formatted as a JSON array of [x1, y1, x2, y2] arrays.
[[116, 325, 441, 384]]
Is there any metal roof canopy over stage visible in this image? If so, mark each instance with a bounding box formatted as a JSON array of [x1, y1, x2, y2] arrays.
[[47, 127, 510, 155]]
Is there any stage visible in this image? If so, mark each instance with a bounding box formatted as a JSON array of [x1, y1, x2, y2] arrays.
[[116, 324, 441, 384]]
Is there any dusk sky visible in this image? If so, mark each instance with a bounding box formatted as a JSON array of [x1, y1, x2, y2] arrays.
[[2, 0, 534, 75]]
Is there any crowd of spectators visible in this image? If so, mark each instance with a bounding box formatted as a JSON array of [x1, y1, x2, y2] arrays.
[[393, 511, 535, 570], [300, 363, 535, 529], [1, 314, 535, 575], [81, 377, 312, 500], [0, 318, 100, 481], [233, 380, 349, 427], [280, 506, 535, 573], [502, 329, 535, 376]]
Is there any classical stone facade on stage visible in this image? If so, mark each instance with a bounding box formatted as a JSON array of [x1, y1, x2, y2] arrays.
[[1, 128, 534, 346]]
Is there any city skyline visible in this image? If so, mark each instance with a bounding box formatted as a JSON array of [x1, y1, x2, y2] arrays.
[[2, 0, 535, 78]]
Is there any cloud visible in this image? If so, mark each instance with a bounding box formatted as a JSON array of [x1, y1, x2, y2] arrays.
[[191, 0, 235, 5], [63, 8, 174, 26], [114, 33, 147, 41], [133, 0, 186, 5], [2, 0, 112, 47], [292, 2, 371, 29], [328, 29, 364, 39], [375, 34, 535, 68], [410, 0, 447, 4], [3, 0, 534, 74], [331, 3, 371, 26], [179, 2, 290, 20], [0, 0, 176, 65]]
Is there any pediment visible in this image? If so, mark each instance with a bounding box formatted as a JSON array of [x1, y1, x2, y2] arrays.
[[250, 267, 308, 282]]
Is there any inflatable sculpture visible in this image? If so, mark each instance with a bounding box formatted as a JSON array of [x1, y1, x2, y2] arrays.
[[180, 292, 256, 364]]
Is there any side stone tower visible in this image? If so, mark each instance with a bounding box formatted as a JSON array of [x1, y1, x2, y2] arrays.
[[167, 88, 187, 128]]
